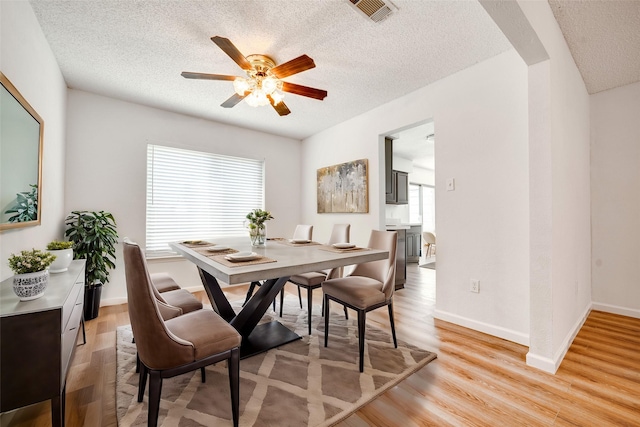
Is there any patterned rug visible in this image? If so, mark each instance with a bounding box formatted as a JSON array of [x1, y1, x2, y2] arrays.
[[116, 300, 436, 427]]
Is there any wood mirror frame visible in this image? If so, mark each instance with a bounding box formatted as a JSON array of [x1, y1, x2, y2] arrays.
[[0, 72, 44, 231]]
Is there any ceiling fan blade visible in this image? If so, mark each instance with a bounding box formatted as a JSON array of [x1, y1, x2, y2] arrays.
[[270, 55, 316, 79], [211, 36, 252, 71], [268, 96, 291, 116], [221, 93, 246, 108], [181, 72, 237, 81], [281, 81, 327, 100]]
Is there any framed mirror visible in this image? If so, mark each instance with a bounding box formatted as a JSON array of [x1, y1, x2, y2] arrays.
[[1, 72, 44, 231]]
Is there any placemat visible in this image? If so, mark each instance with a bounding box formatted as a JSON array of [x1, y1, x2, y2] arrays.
[[180, 240, 213, 248], [210, 254, 277, 268], [270, 238, 322, 247], [318, 245, 371, 253], [193, 247, 239, 258]]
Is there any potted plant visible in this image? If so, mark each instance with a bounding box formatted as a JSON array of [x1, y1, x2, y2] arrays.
[[46, 240, 75, 273], [65, 210, 118, 320], [245, 209, 274, 247], [8, 249, 56, 301]]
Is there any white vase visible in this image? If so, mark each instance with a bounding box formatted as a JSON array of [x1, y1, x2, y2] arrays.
[[48, 248, 73, 273], [12, 269, 49, 301]]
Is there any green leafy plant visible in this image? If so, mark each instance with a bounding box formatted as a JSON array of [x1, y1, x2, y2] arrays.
[[4, 184, 38, 223], [8, 249, 56, 274], [65, 211, 118, 288], [46, 240, 74, 250], [245, 209, 274, 229]]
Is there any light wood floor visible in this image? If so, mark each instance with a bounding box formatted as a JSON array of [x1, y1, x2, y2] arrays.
[[2, 262, 639, 426]]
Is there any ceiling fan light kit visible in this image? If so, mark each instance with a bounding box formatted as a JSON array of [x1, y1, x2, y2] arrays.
[[181, 36, 327, 116], [232, 54, 284, 107]]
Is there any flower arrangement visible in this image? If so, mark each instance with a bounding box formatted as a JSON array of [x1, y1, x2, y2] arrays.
[[245, 209, 274, 229], [245, 209, 273, 247], [8, 249, 56, 275], [46, 240, 74, 250]]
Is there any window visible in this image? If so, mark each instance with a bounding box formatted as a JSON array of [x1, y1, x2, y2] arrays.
[[146, 144, 264, 254], [408, 183, 435, 232]]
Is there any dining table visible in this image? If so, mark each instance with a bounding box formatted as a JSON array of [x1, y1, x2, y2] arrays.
[[169, 237, 389, 358]]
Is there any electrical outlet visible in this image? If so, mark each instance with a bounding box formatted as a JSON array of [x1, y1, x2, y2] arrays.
[[470, 279, 480, 293]]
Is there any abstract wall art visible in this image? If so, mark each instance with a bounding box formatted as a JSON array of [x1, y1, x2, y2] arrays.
[[317, 159, 368, 213]]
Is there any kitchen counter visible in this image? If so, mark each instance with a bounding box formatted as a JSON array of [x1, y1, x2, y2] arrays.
[[386, 223, 422, 230]]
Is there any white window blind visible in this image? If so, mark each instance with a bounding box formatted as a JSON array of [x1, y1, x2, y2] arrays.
[[146, 144, 265, 254]]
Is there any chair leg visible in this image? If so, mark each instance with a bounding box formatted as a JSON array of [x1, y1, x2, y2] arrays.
[[307, 287, 313, 335], [228, 348, 240, 427], [136, 352, 140, 373], [148, 370, 163, 427], [200, 367, 206, 383], [344, 306, 349, 319], [279, 288, 285, 317], [297, 284, 303, 309], [138, 362, 148, 402], [388, 302, 398, 348], [357, 309, 366, 372], [324, 294, 330, 347]]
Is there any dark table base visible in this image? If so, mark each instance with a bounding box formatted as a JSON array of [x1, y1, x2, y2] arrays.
[[240, 321, 301, 359]]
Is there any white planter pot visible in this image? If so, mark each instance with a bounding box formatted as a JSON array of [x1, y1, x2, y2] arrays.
[[13, 269, 49, 301], [48, 248, 73, 273]]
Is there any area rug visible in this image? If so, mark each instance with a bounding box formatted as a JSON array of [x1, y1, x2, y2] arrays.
[[116, 297, 436, 427], [116, 300, 436, 427], [420, 262, 436, 270]]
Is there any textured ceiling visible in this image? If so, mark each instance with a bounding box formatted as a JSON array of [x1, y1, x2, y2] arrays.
[[549, 0, 640, 94], [28, 0, 512, 140], [27, 1, 639, 142]]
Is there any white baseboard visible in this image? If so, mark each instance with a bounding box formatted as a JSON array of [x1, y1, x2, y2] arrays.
[[591, 302, 640, 319], [101, 297, 127, 307], [433, 309, 529, 346], [526, 302, 591, 374], [525, 352, 556, 373]]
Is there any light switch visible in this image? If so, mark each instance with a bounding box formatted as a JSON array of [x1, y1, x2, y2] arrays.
[[446, 178, 455, 191]]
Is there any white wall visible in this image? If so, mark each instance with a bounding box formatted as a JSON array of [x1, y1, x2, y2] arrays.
[[0, 1, 68, 280], [519, 0, 592, 373], [65, 90, 302, 304], [590, 82, 640, 318], [302, 49, 530, 344]]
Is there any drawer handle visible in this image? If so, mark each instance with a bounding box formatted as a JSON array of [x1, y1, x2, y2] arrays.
[[69, 326, 77, 332]]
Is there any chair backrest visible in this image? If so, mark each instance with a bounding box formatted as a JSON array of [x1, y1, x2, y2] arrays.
[[328, 223, 350, 245], [422, 231, 436, 245], [293, 224, 313, 240], [350, 230, 397, 300], [123, 238, 196, 370]]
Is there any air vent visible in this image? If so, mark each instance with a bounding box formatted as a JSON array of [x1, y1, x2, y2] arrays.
[[347, 0, 398, 23]]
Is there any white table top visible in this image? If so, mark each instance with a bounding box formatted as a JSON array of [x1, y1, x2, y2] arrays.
[[170, 237, 389, 285]]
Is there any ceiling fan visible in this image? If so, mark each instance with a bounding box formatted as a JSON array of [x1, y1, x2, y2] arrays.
[[181, 36, 328, 116]]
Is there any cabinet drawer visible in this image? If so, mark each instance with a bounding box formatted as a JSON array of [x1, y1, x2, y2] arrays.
[[62, 278, 84, 331], [61, 300, 83, 381]]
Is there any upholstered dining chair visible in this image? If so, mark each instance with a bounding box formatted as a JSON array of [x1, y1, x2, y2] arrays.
[[243, 224, 315, 307], [134, 269, 203, 375], [322, 229, 398, 372], [123, 239, 241, 427], [283, 224, 351, 334], [150, 272, 181, 293]]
